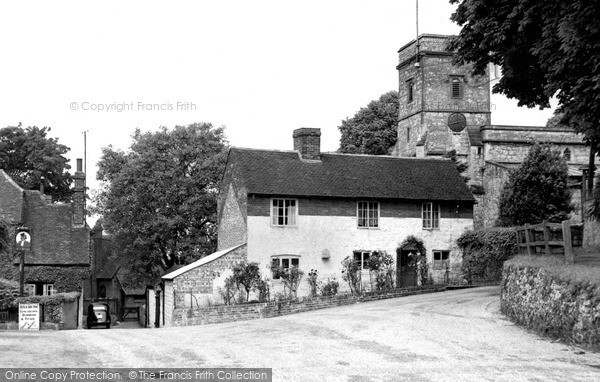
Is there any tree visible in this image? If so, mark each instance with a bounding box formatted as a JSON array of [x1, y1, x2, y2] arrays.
[[92, 123, 228, 280], [496, 144, 573, 226], [338, 91, 398, 155], [231, 261, 261, 302], [449, 0, 600, 183], [0, 125, 73, 202]]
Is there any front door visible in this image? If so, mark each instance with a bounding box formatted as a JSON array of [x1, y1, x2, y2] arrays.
[[396, 250, 417, 287]]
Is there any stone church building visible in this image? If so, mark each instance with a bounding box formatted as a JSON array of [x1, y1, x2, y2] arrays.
[[393, 34, 591, 228]]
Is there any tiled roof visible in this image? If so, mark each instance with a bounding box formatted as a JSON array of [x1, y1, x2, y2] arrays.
[[228, 149, 474, 202], [96, 263, 120, 279], [21, 191, 89, 265], [162, 244, 247, 280]]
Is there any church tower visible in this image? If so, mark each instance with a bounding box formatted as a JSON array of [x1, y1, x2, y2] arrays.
[[394, 34, 490, 159]]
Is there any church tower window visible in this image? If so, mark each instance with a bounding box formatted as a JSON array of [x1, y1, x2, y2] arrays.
[[450, 76, 463, 99], [406, 78, 414, 103]]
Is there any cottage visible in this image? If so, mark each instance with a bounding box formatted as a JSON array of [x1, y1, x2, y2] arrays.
[[0, 160, 90, 297], [0, 160, 90, 328], [153, 128, 474, 326], [218, 128, 474, 295]]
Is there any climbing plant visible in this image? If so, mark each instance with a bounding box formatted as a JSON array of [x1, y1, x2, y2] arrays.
[[398, 236, 429, 285]]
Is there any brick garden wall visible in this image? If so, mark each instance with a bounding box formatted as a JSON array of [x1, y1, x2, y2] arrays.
[[172, 245, 247, 305], [170, 286, 445, 327]]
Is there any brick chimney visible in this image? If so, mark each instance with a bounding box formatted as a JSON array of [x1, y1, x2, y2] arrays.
[[72, 158, 85, 227], [293, 128, 321, 160]]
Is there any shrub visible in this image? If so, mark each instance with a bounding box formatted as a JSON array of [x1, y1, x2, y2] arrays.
[[341, 256, 362, 295], [398, 236, 429, 285], [307, 269, 319, 297], [0, 278, 20, 310], [457, 228, 517, 283], [254, 278, 271, 302], [366, 250, 395, 290], [218, 276, 237, 305], [320, 278, 339, 297], [270, 263, 304, 299]]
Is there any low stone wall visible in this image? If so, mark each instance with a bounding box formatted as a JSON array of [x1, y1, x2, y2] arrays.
[[171, 286, 446, 327], [501, 257, 600, 351]]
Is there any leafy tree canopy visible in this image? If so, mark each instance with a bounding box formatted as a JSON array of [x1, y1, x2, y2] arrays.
[[338, 91, 398, 155], [496, 144, 573, 226], [92, 123, 228, 280], [449, 1, 600, 139], [0, 125, 73, 202]]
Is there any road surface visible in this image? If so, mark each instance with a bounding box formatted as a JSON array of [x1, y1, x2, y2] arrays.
[[1, 286, 599, 381]]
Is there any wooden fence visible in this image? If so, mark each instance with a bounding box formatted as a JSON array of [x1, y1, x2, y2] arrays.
[[515, 220, 583, 263]]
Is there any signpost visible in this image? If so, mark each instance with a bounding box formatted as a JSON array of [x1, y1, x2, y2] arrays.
[[19, 303, 40, 330]]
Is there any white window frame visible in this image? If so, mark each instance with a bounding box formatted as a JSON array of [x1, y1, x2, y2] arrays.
[[357, 201, 379, 229], [271, 256, 300, 279], [353, 251, 371, 270], [433, 250, 450, 270], [44, 284, 57, 296], [26, 283, 57, 296], [271, 198, 298, 227], [422, 202, 440, 230]]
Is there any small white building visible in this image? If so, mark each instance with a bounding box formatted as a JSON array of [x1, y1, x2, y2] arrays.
[[217, 128, 475, 296]]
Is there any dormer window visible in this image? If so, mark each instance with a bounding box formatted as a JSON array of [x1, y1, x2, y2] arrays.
[[450, 76, 463, 99]]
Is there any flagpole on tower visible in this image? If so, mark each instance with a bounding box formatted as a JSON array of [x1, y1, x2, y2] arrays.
[[415, 0, 420, 64]]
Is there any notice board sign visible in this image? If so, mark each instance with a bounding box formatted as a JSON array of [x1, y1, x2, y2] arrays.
[[19, 303, 40, 330]]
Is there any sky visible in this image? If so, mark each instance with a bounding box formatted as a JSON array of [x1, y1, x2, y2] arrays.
[[0, 0, 555, 216]]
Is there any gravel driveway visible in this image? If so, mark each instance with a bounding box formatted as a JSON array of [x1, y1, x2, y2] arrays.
[[1, 286, 599, 381]]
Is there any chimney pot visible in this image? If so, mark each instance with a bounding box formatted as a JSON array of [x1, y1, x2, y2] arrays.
[[293, 128, 321, 160]]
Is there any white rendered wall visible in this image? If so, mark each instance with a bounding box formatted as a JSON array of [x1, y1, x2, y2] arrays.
[[247, 215, 473, 295]]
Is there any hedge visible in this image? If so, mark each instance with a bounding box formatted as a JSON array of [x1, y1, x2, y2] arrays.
[[457, 227, 518, 282]]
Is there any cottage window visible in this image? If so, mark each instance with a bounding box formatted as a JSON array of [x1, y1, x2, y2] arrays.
[[564, 148, 571, 161], [271, 199, 297, 226], [353, 251, 371, 270], [271, 256, 300, 279], [422, 202, 440, 229], [450, 76, 463, 99], [26, 283, 57, 296], [433, 250, 450, 270], [357, 201, 379, 228]]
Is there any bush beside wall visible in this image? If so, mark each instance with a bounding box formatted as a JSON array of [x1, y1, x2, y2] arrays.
[[171, 286, 445, 327], [458, 228, 517, 283], [501, 255, 600, 351]]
